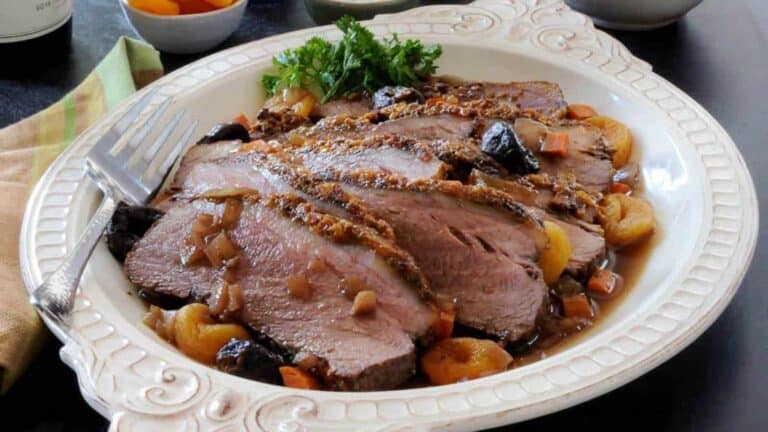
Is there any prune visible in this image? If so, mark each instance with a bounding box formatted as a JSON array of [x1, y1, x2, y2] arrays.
[[480, 122, 539, 175], [372, 86, 425, 110], [215, 338, 285, 384], [196, 123, 250, 144], [106, 204, 163, 262]]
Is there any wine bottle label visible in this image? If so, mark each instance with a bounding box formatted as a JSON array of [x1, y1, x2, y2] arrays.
[[0, 0, 73, 43]]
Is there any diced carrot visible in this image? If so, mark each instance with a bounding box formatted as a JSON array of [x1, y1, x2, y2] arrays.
[[566, 104, 598, 120], [434, 310, 455, 340], [587, 269, 622, 298], [561, 294, 594, 319], [426, 97, 447, 105], [611, 182, 631, 194], [233, 113, 250, 129], [279, 366, 322, 390], [540, 131, 569, 157]]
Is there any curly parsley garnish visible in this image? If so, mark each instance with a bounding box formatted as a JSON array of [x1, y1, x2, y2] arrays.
[[262, 16, 443, 103]]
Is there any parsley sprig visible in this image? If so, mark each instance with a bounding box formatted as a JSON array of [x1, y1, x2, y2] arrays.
[[262, 16, 442, 103]]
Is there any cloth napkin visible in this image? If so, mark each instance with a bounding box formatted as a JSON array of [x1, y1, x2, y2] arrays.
[[0, 37, 163, 393]]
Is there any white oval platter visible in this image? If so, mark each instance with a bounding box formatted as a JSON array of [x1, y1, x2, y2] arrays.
[[19, 0, 758, 431]]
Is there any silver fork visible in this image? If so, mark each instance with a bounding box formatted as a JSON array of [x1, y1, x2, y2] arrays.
[[31, 89, 199, 329]]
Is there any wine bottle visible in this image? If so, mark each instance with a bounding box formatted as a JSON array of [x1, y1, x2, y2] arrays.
[[0, 0, 73, 72]]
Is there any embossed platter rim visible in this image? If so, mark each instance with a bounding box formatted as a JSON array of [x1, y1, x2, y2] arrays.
[[19, 0, 758, 430]]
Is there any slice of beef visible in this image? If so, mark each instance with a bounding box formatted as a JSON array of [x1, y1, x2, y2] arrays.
[[126, 194, 436, 390], [162, 146, 399, 241], [170, 140, 242, 189], [265, 167, 550, 343], [282, 134, 451, 180], [468, 170, 603, 223], [340, 183, 548, 342], [374, 113, 476, 141], [468, 170, 606, 277], [419, 77, 568, 122], [374, 115, 505, 176], [513, 117, 613, 192], [289, 113, 506, 176], [302, 78, 567, 124]]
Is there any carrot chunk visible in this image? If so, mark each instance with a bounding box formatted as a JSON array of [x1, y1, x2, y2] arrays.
[[562, 294, 594, 319], [540, 131, 570, 157], [587, 269, 623, 298], [611, 182, 631, 194], [280, 366, 322, 390], [566, 104, 598, 120], [434, 310, 455, 340], [426, 97, 447, 105]]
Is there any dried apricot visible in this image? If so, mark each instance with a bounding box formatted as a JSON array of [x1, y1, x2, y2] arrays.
[[586, 116, 633, 168], [540, 221, 572, 285], [421, 338, 512, 385], [173, 303, 250, 364], [600, 193, 655, 247]]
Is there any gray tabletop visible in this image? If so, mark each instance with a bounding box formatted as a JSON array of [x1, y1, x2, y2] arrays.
[[1, 0, 766, 430]]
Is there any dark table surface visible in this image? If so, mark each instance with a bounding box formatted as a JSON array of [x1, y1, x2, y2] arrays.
[[1, 0, 767, 431]]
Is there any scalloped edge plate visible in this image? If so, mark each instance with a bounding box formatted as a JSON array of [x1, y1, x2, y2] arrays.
[[20, 1, 758, 431]]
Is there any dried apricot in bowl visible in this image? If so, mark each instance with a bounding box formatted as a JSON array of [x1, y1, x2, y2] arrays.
[[600, 193, 656, 248], [204, 0, 237, 7], [128, 0, 180, 15], [421, 338, 512, 385], [175, 0, 218, 13], [586, 116, 633, 168], [128, 0, 236, 15]]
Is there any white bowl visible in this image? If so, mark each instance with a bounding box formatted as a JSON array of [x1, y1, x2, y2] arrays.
[[119, 0, 247, 54], [566, 0, 703, 30], [21, 1, 757, 430]]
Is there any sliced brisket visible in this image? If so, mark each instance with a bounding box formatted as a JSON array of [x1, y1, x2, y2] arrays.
[[126, 194, 436, 390], [419, 77, 568, 122], [289, 113, 505, 176], [274, 168, 550, 343], [468, 170, 606, 277]]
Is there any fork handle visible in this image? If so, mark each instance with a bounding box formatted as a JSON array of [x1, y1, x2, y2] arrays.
[[31, 193, 118, 329]]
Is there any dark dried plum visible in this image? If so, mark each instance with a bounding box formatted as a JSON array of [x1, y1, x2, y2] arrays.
[[106, 204, 163, 262], [216, 338, 285, 384], [196, 123, 250, 145], [480, 122, 539, 175], [372, 86, 425, 110]]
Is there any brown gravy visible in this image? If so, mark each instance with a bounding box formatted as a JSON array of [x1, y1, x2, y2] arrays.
[[511, 227, 660, 369], [398, 227, 661, 388]]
